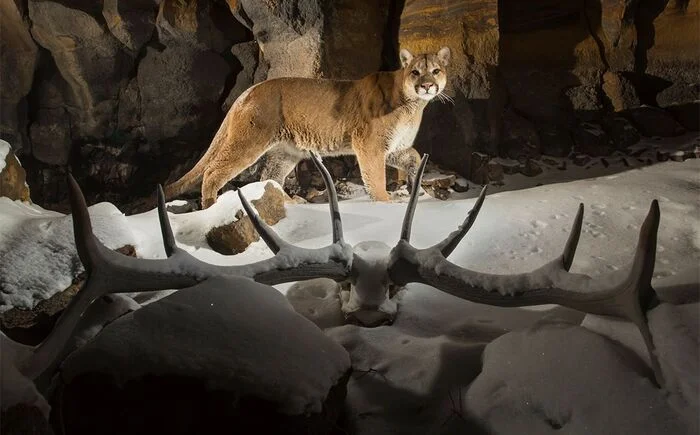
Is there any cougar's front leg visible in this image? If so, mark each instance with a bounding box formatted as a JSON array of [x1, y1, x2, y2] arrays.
[[354, 140, 390, 201], [386, 147, 421, 191]]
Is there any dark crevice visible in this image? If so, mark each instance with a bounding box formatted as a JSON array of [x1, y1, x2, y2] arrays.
[[583, 0, 611, 70], [380, 0, 405, 71]]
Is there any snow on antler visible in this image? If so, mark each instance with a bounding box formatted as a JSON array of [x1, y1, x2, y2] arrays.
[[388, 154, 665, 386]]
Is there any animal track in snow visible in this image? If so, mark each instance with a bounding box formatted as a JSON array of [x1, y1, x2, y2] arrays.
[[530, 220, 549, 229]]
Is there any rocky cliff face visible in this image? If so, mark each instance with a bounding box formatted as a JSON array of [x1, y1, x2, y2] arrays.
[[2, 0, 698, 211]]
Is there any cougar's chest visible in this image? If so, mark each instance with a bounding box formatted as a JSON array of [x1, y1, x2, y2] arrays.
[[386, 120, 420, 153]]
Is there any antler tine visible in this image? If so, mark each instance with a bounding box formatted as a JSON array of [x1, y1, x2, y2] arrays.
[[309, 151, 343, 244], [68, 174, 99, 272], [400, 154, 430, 242], [434, 185, 488, 258], [562, 204, 584, 271], [21, 177, 204, 380], [157, 184, 178, 257], [238, 188, 287, 254]]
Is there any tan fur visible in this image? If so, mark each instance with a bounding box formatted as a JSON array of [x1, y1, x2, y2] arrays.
[[164, 47, 451, 208]]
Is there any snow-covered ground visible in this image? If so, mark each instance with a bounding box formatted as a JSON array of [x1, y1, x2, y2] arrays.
[[1, 144, 698, 433]]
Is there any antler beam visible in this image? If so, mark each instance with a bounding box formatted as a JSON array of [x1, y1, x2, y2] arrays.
[[17, 153, 353, 380], [388, 155, 664, 387]]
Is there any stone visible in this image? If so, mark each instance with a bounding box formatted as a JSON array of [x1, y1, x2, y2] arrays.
[[499, 109, 541, 160], [644, 0, 700, 107], [102, 0, 159, 53], [58, 370, 350, 435], [206, 209, 259, 255], [421, 173, 456, 190], [206, 183, 287, 254], [223, 41, 261, 110], [228, 0, 325, 79], [156, 0, 248, 53], [487, 162, 504, 182], [624, 106, 686, 137], [665, 102, 700, 131], [601, 116, 641, 149], [573, 123, 614, 156], [423, 186, 451, 200], [251, 182, 287, 226], [538, 125, 574, 157], [573, 154, 592, 166], [519, 159, 543, 177], [55, 279, 352, 434], [566, 85, 604, 120], [29, 0, 132, 139], [117, 78, 142, 133], [469, 152, 491, 185], [602, 71, 641, 112], [0, 145, 31, 202], [137, 46, 230, 142], [0, 245, 136, 346], [29, 108, 72, 165], [0, 403, 52, 435], [0, 0, 38, 151]]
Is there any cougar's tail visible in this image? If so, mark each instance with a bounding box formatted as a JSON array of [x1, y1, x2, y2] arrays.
[[163, 151, 212, 200]]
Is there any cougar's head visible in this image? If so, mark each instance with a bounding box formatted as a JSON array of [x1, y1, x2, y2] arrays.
[[400, 46, 451, 102]]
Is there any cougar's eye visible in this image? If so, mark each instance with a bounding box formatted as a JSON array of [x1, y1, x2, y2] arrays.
[[432, 68, 441, 75], [411, 70, 420, 77]]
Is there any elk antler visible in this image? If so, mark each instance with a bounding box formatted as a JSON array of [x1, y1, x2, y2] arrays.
[[18, 154, 353, 380], [388, 154, 664, 387]]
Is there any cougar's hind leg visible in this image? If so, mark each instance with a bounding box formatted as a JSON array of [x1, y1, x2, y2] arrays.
[[201, 140, 272, 209], [259, 144, 303, 187]]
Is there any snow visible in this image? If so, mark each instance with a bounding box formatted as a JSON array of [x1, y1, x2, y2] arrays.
[[0, 332, 50, 418], [0, 136, 698, 432], [60, 276, 351, 416], [465, 323, 688, 434], [0, 139, 10, 172], [0, 199, 135, 312]]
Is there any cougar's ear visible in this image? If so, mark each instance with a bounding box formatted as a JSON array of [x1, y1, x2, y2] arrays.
[[437, 47, 451, 66], [400, 48, 414, 68]]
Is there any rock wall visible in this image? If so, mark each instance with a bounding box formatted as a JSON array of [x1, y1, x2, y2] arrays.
[[1, 0, 698, 211]]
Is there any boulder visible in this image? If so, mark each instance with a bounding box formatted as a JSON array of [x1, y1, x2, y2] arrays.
[[137, 45, 230, 142], [601, 116, 641, 149], [251, 182, 287, 225], [206, 182, 287, 255], [29, 0, 132, 139], [1, 403, 52, 435], [602, 71, 641, 112], [206, 209, 259, 255], [538, 125, 574, 158], [223, 41, 262, 111], [54, 279, 351, 435], [573, 122, 614, 156], [644, 0, 700, 106], [624, 106, 686, 137], [156, 0, 248, 52], [666, 102, 700, 131], [102, 0, 159, 53], [499, 109, 541, 160], [229, 0, 391, 81], [0, 141, 31, 202], [228, 0, 325, 79], [0, 246, 136, 346], [0, 1, 38, 151]]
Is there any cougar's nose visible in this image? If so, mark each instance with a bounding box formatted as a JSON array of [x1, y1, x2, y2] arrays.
[[421, 83, 435, 92]]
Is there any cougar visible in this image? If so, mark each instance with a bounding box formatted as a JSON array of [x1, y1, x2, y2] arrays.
[[164, 47, 451, 208]]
